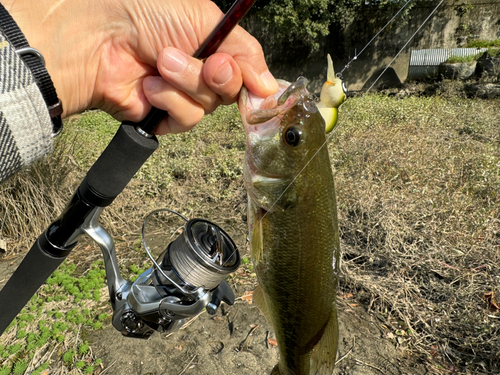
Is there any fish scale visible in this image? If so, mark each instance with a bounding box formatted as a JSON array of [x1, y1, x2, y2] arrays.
[[240, 76, 340, 375]]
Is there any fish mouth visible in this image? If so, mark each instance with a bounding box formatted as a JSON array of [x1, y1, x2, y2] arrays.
[[240, 79, 292, 182], [238, 77, 309, 136], [240, 77, 312, 212]]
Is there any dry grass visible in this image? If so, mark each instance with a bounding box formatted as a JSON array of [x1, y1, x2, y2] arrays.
[[1, 87, 499, 373], [332, 93, 500, 373], [0, 133, 81, 253]]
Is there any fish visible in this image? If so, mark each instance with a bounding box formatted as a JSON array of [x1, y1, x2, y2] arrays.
[[239, 73, 340, 375], [316, 54, 347, 133]]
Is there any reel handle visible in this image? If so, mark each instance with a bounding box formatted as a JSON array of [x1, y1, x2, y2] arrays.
[[206, 280, 235, 315]]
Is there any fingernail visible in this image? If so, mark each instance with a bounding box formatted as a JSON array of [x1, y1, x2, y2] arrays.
[[260, 71, 278, 92], [144, 76, 162, 91], [162, 48, 187, 73], [213, 61, 233, 85]]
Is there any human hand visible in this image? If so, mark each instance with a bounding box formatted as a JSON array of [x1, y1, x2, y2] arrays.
[[2, 0, 278, 134]]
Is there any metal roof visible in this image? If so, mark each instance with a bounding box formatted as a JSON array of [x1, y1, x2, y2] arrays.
[[410, 48, 487, 66], [408, 48, 488, 80]]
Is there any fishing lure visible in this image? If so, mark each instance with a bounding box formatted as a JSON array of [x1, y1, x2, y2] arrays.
[[317, 54, 347, 133]]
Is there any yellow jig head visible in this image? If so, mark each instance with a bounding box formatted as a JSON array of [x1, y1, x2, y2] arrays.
[[317, 54, 347, 133]]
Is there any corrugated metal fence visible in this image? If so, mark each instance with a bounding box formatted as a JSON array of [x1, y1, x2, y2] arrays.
[[408, 48, 487, 80]]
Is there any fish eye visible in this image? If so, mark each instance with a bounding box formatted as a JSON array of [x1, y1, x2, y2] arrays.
[[283, 127, 302, 147]]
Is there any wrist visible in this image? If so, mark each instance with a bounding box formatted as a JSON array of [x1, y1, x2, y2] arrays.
[[0, 0, 105, 117]]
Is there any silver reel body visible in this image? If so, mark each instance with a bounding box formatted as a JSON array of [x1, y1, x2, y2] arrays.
[[83, 208, 240, 339]]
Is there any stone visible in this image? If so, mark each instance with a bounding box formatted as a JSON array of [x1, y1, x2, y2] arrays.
[[438, 62, 476, 80], [475, 52, 500, 78]]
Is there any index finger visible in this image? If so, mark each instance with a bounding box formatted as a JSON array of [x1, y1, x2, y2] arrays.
[[216, 25, 279, 98]]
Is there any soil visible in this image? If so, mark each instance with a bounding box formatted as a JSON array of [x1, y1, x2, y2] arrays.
[[1, 252, 427, 375], [0, 230, 429, 375], [86, 295, 427, 375]]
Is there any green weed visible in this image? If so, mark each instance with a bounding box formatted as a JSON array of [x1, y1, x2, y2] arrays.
[[12, 360, 28, 375], [78, 343, 90, 355], [62, 349, 75, 363], [445, 54, 478, 63], [467, 38, 500, 48], [0, 260, 110, 374]]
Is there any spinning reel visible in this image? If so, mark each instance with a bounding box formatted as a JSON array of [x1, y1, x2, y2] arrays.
[[106, 210, 240, 339]]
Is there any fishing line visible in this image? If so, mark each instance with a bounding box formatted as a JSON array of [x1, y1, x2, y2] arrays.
[[257, 0, 445, 224], [177, 0, 446, 278], [338, 0, 413, 79], [363, 0, 446, 93]]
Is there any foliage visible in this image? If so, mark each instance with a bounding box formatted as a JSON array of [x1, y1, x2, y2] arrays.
[[445, 54, 478, 64], [0, 261, 109, 374], [467, 38, 500, 48], [12, 360, 28, 375], [445, 47, 500, 63], [257, 0, 338, 52], [213, 0, 419, 54], [486, 48, 500, 58]]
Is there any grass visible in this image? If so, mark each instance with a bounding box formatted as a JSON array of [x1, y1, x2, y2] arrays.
[[1, 87, 500, 373], [445, 54, 478, 64], [0, 261, 111, 374], [467, 38, 500, 48], [332, 94, 500, 372], [0, 132, 80, 251], [445, 48, 500, 64]]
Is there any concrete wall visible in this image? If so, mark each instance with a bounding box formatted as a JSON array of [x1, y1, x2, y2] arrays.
[[244, 0, 500, 92]]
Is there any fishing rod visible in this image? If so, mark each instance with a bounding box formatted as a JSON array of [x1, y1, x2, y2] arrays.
[[0, 0, 257, 338]]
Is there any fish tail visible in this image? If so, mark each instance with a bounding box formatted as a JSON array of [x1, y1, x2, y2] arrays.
[[270, 361, 311, 375], [270, 364, 281, 375], [310, 304, 339, 375]]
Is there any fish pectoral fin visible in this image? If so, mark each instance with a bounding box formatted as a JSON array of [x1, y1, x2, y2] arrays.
[[249, 201, 264, 264], [253, 283, 272, 323], [310, 305, 339, 375]]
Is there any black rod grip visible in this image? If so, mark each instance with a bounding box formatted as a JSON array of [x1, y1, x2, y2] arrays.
[[0, 234, 71, 335], [79, 123, 159, 207]]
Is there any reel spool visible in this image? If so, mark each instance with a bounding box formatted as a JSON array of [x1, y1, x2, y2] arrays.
[[153, 218, 240, 294]]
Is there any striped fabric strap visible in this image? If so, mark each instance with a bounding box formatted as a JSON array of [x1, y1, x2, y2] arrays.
[[0, 3, 63, 136], [0, 33, 54, 182]]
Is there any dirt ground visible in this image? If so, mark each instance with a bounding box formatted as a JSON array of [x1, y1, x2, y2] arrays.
[[87, 294, 427, 375], [1, 253, 427, 375]]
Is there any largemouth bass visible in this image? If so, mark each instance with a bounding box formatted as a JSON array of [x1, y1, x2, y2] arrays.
[[239, 76, 341, 375]]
